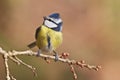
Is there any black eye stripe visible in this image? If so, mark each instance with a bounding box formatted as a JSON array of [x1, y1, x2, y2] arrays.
[[48, 19, 52, 21], [44, 17, 53, 22], [46, 19, 58, 25]]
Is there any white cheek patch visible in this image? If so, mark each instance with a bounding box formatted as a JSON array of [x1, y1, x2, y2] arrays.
[[44, 20, 57, 28]]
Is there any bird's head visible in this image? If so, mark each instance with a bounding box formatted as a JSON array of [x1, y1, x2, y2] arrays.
[[43, 13, 63, 32]]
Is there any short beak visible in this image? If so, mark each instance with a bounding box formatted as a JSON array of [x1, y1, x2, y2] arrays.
[[43, 16, 47, 20]]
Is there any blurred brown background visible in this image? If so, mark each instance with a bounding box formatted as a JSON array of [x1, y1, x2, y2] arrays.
[[0, 0, 120, 80]]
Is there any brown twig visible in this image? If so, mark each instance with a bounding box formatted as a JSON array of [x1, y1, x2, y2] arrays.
[[0, 47, 101, 80], [69, 64, 77, 80]]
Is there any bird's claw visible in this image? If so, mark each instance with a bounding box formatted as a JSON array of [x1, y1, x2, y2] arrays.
[[54, 53, 59, 62], [36, 50, 41, 57]]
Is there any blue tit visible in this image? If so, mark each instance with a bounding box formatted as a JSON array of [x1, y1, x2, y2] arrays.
[[28, 13, 63, 61]]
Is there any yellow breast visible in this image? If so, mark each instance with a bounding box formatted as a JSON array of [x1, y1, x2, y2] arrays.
[[36, 25, 62, 52]]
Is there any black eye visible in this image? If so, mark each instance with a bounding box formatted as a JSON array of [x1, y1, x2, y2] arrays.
[[43, 16, 52, 21], [48, 18, 52, 21]]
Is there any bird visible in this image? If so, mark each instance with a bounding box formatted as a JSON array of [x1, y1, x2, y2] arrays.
[[27, 13, 63, 61]]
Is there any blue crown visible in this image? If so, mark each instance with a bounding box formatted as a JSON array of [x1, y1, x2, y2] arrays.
[[49, 13, 60, 19], [43, 13, 63, 32]]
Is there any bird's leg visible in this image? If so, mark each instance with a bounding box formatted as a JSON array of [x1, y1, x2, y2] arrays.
[[53, 50, 59, 61], [36, 49, 41, 56]]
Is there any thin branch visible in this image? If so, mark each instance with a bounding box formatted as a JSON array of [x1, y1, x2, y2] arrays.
[[3, 54, 11, 80], [9, 56, 20, 65], [69, 64, 77, 80], [13, 56, 37, 76], [0, 47, 101, 80]]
